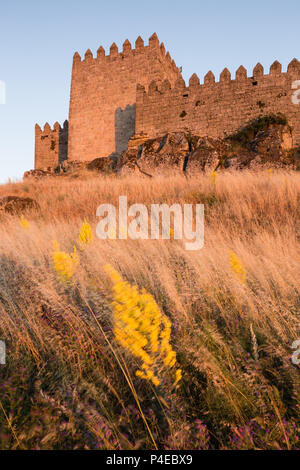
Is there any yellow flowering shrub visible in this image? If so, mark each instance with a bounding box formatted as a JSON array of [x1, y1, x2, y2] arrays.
[[229, 250, 246, 284], [20, 215, 30, 230], [52, 241, 79, 282], [105, 265, 182, 387], [78, 219, 93, 245]]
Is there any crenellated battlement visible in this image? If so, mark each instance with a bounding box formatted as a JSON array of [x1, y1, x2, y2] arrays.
[[71, 32, 180, 76], [137, 58, 300, 99], [136, 58, 300, 145], [35, 120, 69, 135]]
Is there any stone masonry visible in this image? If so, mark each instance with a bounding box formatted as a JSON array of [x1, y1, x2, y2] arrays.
[[35, 121, 68, 170], [68, 33, 180, 162], [35, 33, 300, 169], [136, 60, 300, 146]]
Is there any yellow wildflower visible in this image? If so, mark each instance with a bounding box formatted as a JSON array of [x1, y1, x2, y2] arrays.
[[105, 265, 181, 387], [52, 241, 79, 282], [210, 171, 217, 186], [229, 250, 246, 284], [20, 215, 30, 230], [78, 219, 93, 245], [174, 369, 182, 386]]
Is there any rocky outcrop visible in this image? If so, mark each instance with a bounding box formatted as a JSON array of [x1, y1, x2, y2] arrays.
[[86, 156, 116, 172], [24, 116, 300, 180], [223, 123, 296, 170], [116, 118, 299, 175], [24, 169, 54, 180], [117, 132, 191, 175], [60, 160, 86, 173], [185, 138, 221, 173], [0, 196, 40, 215]]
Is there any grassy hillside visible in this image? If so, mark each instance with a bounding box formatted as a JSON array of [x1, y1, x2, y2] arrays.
[[0, 170, 299, 449]]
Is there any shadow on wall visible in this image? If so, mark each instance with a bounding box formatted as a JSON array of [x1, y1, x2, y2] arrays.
[[59, 120, 69, 164], [114, 104, 136, 155]]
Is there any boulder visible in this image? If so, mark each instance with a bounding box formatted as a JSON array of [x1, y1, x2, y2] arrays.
[[0, 196, 40, 215], [61, 160, 86, 173], [86, 156, 116, 172], [117, 132, 190, 175], [127, 133, 150, 148], [23, 169, 54, 179], [225, 124, 295, 170], [185, 137, 222, 173], [116, 149, 140, 175]]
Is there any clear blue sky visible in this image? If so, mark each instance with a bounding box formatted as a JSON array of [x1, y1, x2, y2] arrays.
[[1, 0, 300, 183]]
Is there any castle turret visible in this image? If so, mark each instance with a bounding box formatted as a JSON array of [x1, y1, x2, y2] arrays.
[[35, 121, 68, 170]]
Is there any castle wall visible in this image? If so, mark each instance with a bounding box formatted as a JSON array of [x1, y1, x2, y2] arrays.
[[68, 34, 181, 161], [35, 120, 68, 170], [136, 59, 300, 145]]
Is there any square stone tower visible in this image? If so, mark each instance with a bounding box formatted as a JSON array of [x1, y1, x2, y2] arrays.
[[68, 33, 181, 162], [34, 121, 68, 170]]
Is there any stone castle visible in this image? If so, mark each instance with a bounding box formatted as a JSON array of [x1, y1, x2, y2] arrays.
[[35, 33, 300, 170]]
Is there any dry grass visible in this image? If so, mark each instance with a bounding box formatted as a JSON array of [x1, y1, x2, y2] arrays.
[[0, 170, 299, 449]]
